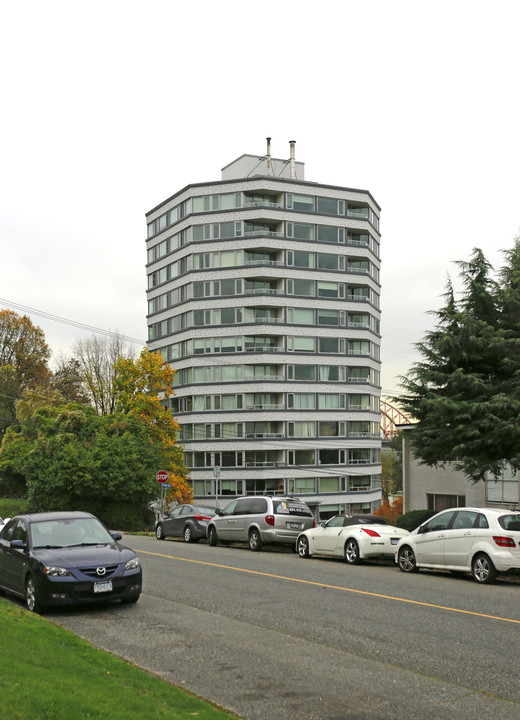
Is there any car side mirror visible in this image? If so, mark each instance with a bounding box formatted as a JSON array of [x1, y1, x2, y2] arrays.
[[418, 525, 427, 534], [214, 508, 223, 516], [111, 532, 122, 542], [10, 539, 26, 550]]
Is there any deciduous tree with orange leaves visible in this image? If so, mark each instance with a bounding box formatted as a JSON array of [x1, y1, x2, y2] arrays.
[[114, 349, 192, 505], [374, 495, 403, 526]]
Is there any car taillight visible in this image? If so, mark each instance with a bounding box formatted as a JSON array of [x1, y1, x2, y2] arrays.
[[265, 515, 275, 526], [361, 528, 381, 538], [312, 519, 316, 528], [194, 515, 211, 521], [493, 536, 516, 547]]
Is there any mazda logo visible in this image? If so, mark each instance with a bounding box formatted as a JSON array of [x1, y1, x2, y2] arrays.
[[96, 567, 106, 576]]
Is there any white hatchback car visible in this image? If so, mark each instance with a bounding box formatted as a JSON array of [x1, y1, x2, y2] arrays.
[[395, 507, 520, 584], [297, 515, 409, 564]]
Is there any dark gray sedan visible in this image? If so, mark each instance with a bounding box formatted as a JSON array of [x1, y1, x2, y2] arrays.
[[0, 511, 142, 612], [155, 504, 215, 542]]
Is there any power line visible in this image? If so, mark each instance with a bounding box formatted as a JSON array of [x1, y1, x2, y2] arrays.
[[0, 298, 146, 345]]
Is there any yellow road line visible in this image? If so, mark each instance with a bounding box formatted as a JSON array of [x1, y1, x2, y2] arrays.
[[137, 548, 520, 625]]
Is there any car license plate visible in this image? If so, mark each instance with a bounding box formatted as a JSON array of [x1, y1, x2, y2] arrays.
[[94, 581, 113, 593], [288, 522, 300, 529], [391, 538, 399, 545]]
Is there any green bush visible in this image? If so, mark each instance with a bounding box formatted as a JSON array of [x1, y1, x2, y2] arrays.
[[0, 496, 154, 532], [396, 508, 435, 532], [0, 497, 28, 518]]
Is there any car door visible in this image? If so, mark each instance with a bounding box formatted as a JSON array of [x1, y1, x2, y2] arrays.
[[230, 499, 251, 541], [163, 506, 184, 536], [414, 510, 457, 566], [171, 506, 193, 537], [314, 516, 347, 555], [0, 519, 17, 590], [443, 510, 478, 568], [0, 519, 28, 594], [214, 500, 238, 540]]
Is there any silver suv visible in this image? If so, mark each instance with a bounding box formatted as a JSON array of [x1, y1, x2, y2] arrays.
[[207, 496, 315, 551]]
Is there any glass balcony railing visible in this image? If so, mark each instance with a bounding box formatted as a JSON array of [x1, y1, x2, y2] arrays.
[[245, 402, 284, 410], [244, 259, 283, 266], [244, 200, 283, 208], [244, 288, 282, 295], [244, 346, 282, 353]]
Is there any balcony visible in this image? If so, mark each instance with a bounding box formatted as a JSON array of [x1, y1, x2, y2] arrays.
[[245, 394, 284, 410], [245, 449, 285, 468], [346, 234, 369, 247], [245, 421, 283, 438], [244, 308, 284, 325], [346, 206, 369, 219], [243, 192, 283, 209]]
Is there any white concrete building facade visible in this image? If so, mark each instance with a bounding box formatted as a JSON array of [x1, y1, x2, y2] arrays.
[[400, 426, 520, 512], [145, 143, 382, 517]]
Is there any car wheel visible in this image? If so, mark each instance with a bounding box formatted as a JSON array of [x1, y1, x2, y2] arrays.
[[248, 528, 263, 551], [208, 526, 218, 546], [471, 553, 496, 584], [398, 545, 419, 573], [155, 524, 165, 540], [344, 538, 361, 565], [183, 525, 193, 543], [26, 575, 43, 613], [297, 536, 310, 558]]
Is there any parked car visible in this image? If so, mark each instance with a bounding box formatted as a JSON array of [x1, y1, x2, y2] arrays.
[[297, 515, 409, 564], [155, 504, 215, 542], [395, 506, 520, 584], [0, 511, 142, 612], [207, 496, 315, 551]]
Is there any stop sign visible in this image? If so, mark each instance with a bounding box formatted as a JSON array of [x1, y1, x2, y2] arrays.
[[156, 470, 169, 484]]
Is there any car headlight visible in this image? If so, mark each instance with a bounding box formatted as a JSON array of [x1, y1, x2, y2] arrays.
[[44, 566, 71, 577], [125, 557, 140, 571]]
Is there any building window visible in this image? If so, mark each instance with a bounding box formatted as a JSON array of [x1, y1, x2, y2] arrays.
[[426, 494, 466, 512], [287, 477, 316, 494], [319, 476, 340, 492]]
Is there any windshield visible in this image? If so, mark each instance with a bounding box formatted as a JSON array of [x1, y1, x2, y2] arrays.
[[31, 517, 115, 548]]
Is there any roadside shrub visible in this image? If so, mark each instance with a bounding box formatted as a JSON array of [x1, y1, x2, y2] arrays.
[[0, 497, 28, 518], [396, 508, 435, 532]]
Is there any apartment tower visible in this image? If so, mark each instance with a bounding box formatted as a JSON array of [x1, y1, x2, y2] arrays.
[[146, 140, 382, 518]]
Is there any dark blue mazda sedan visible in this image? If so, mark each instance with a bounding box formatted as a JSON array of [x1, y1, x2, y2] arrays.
[[0, 511, 142, 612]]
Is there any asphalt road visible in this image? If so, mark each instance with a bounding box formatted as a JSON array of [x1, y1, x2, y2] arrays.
[[48, 535, 520, 720]]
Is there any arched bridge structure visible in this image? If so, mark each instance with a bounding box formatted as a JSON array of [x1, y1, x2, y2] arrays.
[[380, 399, 412, 440]]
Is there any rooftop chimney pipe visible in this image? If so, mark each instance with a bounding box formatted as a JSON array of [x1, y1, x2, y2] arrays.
[[266, 137, 272, 176], [289, 140, 296, 179]]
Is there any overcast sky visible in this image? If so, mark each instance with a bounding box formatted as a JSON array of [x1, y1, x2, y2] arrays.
[[1, 0, 519, 398]]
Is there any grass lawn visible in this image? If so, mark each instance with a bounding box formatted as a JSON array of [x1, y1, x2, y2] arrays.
[[0, 598, 239, 720]]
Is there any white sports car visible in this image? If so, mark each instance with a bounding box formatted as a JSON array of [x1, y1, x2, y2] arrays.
[[297, 515, 409, 564]]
